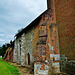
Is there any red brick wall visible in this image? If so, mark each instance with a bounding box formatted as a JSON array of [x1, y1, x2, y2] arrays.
[[9, 48, 14, 61], [55, 0, 75, 59], [5, 52, 9, 61]]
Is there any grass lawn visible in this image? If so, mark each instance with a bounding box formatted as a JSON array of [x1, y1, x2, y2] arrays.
[[0, 59, 19, 75]]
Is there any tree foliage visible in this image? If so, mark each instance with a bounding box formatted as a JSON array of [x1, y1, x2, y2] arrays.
[[15, 28, 24, 35], [18, 28, 23, 33], [0, 40, 13, 57]]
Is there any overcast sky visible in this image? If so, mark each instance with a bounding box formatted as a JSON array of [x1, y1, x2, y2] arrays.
[[0, 0, 47, 46]]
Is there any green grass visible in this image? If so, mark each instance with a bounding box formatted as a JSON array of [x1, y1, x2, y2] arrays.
[[0, 59, 19, 75]]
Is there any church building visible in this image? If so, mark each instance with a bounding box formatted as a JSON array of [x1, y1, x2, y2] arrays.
[[13, 0, 74, 75]]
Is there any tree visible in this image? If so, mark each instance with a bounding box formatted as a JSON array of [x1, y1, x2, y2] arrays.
[[0, 43, 10, 57], [18, 28, 23, 33], [0, 40, 14, 57]]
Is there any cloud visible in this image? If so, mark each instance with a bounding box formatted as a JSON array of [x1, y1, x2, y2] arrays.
[[0, 39, 4, 41], [0, 34, 4, 37]]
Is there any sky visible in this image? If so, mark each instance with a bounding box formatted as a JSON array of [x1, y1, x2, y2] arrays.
[[0, 0, 47, 46]]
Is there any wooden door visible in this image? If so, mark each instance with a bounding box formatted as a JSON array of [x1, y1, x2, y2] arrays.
[[28, 53, 30, 65]]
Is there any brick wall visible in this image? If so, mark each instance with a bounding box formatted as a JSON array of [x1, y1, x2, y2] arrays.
[[9, 48, 14, 61], [34, 0, 60, 73], [55, 0, 75, 60], [5, 52, 9, 61], [4, 47, 10, 61]]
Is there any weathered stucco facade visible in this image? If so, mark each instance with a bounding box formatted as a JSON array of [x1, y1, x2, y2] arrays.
[[13, 28, 35, 65]]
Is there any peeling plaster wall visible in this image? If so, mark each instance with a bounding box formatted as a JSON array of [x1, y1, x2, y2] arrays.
[[13, 39, 18, 62], [13, 36, 23, 64], [17, 37, 22, 64], [13, 28, 35, 65], [21, 33, 26, 65], [25, 28, 34, 65], [32, 25, 39, 59]]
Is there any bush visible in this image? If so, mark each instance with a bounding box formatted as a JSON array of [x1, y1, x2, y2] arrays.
[[2, 57, 4, 59]]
